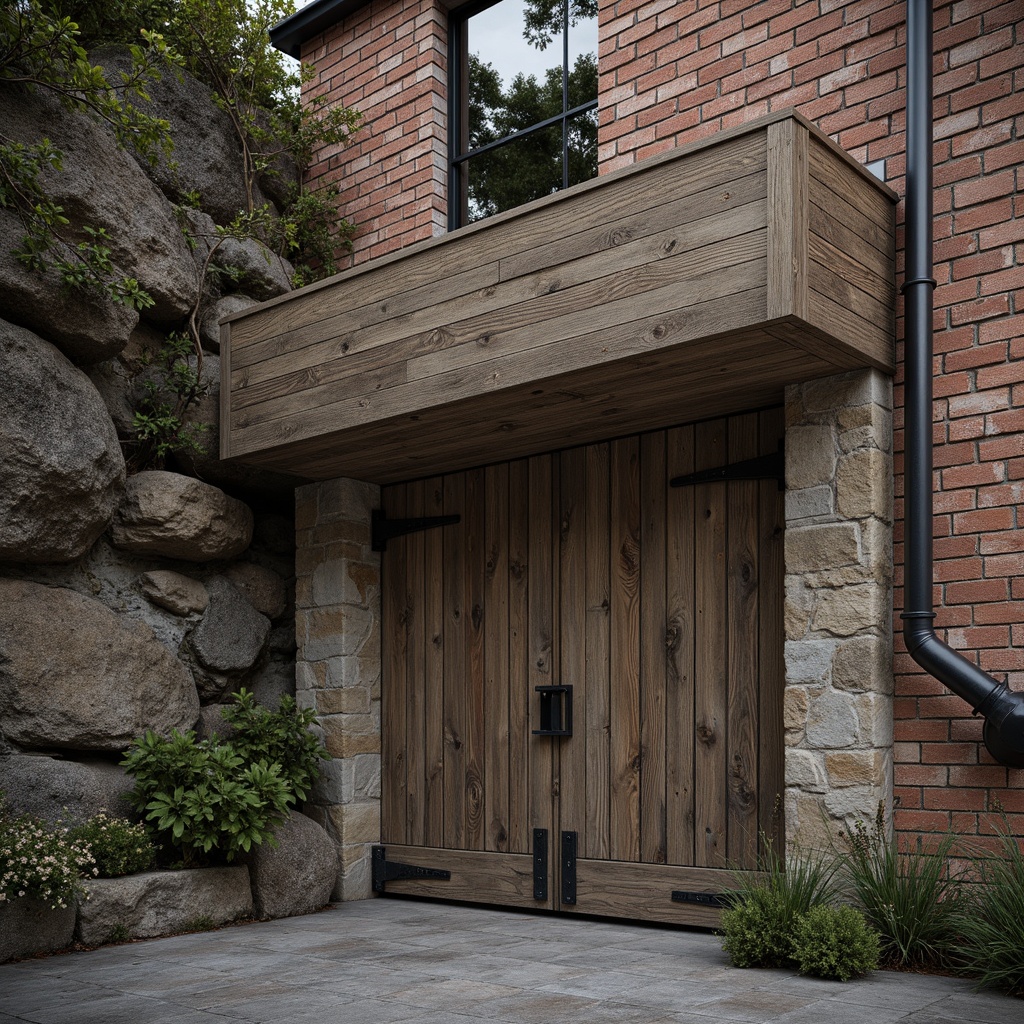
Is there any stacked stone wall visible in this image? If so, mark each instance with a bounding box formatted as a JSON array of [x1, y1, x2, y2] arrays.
[[294, 479, 382, 900], [784, 370, 894, 848]]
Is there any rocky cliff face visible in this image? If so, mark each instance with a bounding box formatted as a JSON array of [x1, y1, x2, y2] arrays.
[[0, 57, 303, 823]]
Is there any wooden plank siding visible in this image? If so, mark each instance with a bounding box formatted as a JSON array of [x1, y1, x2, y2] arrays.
[[221, 112, 896, 484]]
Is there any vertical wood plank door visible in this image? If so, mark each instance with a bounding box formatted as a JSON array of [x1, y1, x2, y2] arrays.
[[380, 459, 556, 907], [379, 410, 784, 924]]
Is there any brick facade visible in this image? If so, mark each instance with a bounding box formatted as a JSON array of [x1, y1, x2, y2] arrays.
[[300, 0, 1023, 848], [302, 0, 448, 265]]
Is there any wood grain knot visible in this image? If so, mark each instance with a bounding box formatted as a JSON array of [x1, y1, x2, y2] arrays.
[[697, 722, 716, 745]]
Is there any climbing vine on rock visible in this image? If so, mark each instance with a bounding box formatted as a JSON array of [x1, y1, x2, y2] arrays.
[[0, 0, 175, 308], [166, 0, 362, 284]]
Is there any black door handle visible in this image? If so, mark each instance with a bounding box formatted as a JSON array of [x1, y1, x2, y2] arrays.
[[533, 685, 572, 736]]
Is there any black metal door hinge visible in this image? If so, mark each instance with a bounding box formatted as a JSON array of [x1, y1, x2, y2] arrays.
[[669, 442, 785, 491], [371, 509, 461, 551], [533, 828, 548, 901], [561, 831, 577, 906], [671, 890, 729, 908], [371, 846, 451, 893]]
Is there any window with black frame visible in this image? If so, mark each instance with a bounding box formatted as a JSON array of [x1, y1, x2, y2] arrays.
[[449, 0, 598, 228]]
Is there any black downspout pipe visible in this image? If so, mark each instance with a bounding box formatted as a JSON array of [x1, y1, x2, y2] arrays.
[[901, 0, 1024, 767]]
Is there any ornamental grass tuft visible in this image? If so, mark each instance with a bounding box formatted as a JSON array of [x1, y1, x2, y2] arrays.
[[958, 825, 1024, 996], [838, 805, 966, 970]]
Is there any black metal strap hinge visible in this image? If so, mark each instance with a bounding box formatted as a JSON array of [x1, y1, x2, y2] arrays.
[[671, 890, 729, 908], [371, 509, 461, 552], [669, 442, 785, 491], [371, 846, 451, 893], [561, 831, 577, 906], [533, 829, 548, 901]]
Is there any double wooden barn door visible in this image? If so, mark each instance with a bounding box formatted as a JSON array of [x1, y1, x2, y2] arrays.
[[379, 409, 784, 925]]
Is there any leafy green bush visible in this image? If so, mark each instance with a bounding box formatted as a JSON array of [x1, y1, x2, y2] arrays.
[[720, 841, 838, 969], [0, 793, 95, 908], [721, 886, 792, 968], [67, 813, 155, 878], [791, 904, 880, 981], [959, 827, 1024, 996], [121, 729, 292, 866], [221, 688, 329, 804], [839, 807, 965, 969]]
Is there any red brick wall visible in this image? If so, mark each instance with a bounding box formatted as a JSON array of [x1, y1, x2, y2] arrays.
[[598, 0, 1023, 847], [302, 0, 448, 265]]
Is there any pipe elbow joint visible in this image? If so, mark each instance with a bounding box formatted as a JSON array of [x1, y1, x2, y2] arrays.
[[981, 688, 1024, 769], [903, 621, 1024, 767]]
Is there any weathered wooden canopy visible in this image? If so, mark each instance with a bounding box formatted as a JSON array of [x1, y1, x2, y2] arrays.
[[221, 111, 896, 484]]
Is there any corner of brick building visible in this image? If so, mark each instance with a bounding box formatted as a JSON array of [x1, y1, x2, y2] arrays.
[[301, 0, 449, 267]]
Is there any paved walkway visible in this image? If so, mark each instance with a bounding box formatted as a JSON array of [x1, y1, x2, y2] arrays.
[[0, 899, 1019, 1024]]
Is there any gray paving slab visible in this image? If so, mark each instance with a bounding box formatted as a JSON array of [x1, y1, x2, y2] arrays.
[[1, 899, 1020, 1024]]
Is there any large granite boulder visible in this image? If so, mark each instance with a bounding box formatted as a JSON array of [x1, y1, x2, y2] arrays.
[[200, 293, 257, 352], [138, 570, 210, 616], [188, 577, 271, 700], [180, 208, 292, 301], [223, 562, 288, 620], [0, 581, 200, 752], [93, 48, 257, 227], [111, 471, 253, 562], [0, 898, 76, 963], [3, 84, 197, 324], [0, 755, 134, 825], [212, 234, 293, 301], [75, 867, 253, 945], [0, 209, 139, 365], [242, 811, 336, 919], [0, 320, 125, 563]]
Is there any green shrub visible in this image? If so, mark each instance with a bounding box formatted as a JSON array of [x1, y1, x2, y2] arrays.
[[721, 886, 792, 968], [720, 841, 838, 969], [221, 688, 329, 804], [959, 827, 1024, 996], [839, 807, 965, 968], [121, 729, 292, 866], [0, 793, 95, 909], [792, 904, 880, 981], [67, 813, 156, 878]]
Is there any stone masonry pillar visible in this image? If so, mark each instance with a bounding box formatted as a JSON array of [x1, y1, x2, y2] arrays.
[[295, 478, 382, 900], [784, 369, 895, 850]]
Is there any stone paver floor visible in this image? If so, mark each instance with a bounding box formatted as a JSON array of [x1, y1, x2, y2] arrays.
[[1, 899, 1020, 1024]]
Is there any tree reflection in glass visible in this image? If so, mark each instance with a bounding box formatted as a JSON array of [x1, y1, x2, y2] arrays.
[[459, 0, 598, 224]]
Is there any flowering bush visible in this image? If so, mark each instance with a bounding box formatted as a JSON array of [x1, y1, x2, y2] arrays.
[[0, 797, 95, 909], [68, 813, 155, 878]]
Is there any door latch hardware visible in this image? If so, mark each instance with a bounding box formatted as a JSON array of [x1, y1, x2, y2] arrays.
[[671, 890, 729, 908], [533, 685, 573, 737], [533, 829, 548, 901], [371, 846, 452, 893], [669, 443, 785, 491], [371, 509, 461, 552], [561, 831, 577, 905]]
